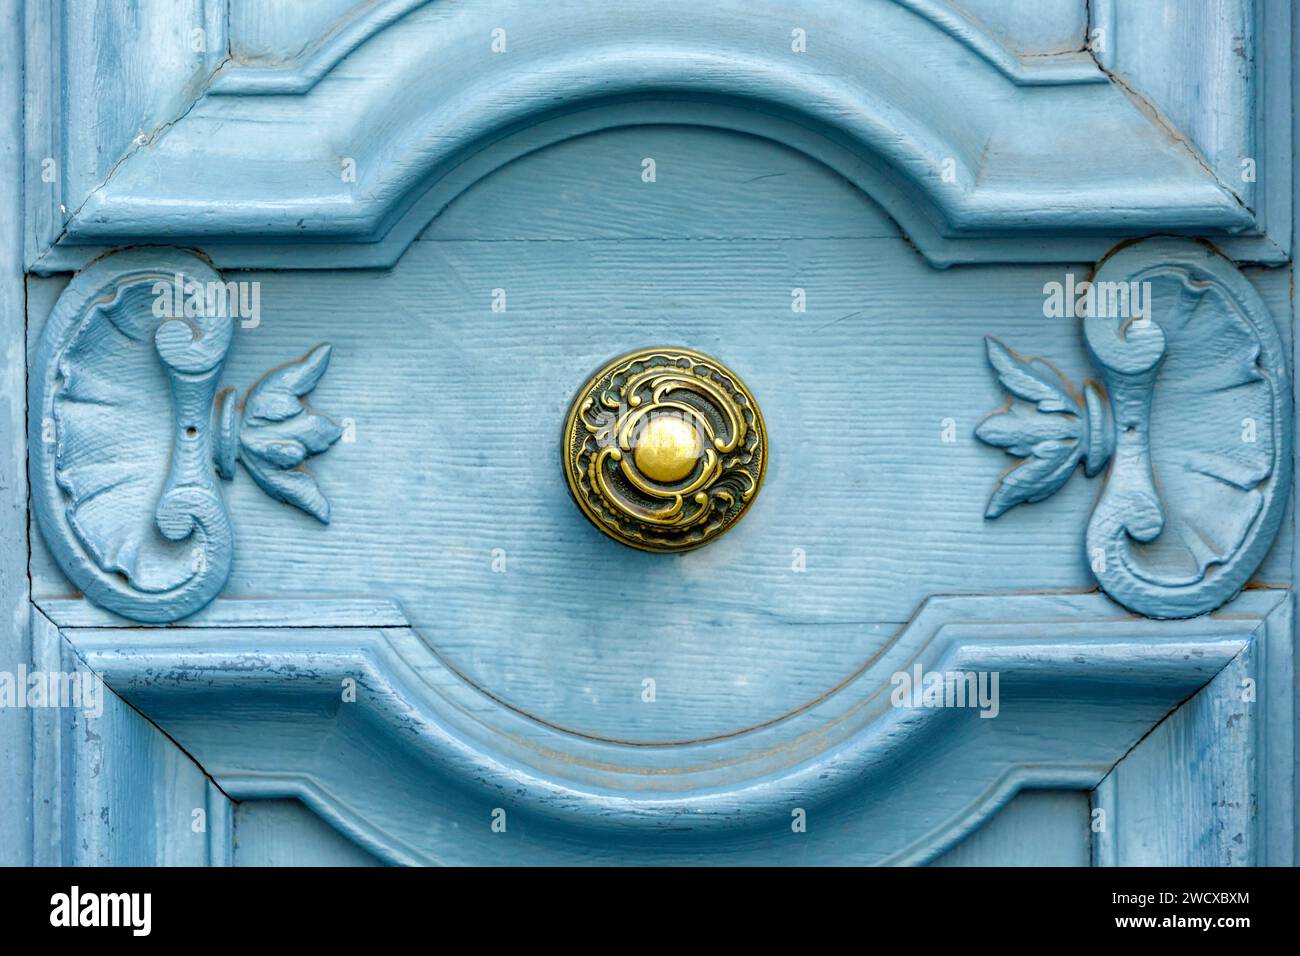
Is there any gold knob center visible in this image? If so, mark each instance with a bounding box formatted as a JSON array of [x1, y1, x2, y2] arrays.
[[562, 347, 766, 552], [633, 415, 704, 483]]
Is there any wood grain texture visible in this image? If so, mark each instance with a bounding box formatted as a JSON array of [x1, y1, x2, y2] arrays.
[[1091, 0, 1291, 262], [977, 239, 1292, 619], [1096, 0, 1255, 214], [1293, 0, 1300, 868], [11, 1, 1296, 868], [37, 597, 410, 630], [1092, 669, 1256, 866], [24, 0, 225, 267], [1092, 593, 1293, 866], [422, 125, 901, 242], [213, 0, 430, 95], [952, 0, 1087, 56], [40, 242, 1108, 739], [213, 0, 1104, 96], [28, 250, 238, 623], [930, 790, 1091, 867], [1082, 241, 1290, 619], [239, 788, 1091, 868], [225, 0, 365, 63], [28, 248, 350, 623], [29, 611, 229, 866], [234, 800, 382, 867]]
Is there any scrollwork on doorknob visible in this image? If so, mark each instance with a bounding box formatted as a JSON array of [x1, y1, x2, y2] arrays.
[[30, 249, 345, 623], [561, 347, 767, 552]]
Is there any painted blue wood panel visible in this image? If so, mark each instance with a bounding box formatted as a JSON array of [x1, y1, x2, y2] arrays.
[[235, 790, 1091, 868], [931, 791, 1091, 867], [51, 591, 1287, 865], [5, 0, 1297, 867], [28, 612, 229, 866], [235, 801, 382, 867], [26, 126, 1295, 746]]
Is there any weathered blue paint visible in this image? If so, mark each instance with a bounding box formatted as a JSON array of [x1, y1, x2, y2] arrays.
[[29, 250, 237, 623], [977, 336, 1114, 515], [3, 0, 1297, 867], [1082, 241, 1291, 620]]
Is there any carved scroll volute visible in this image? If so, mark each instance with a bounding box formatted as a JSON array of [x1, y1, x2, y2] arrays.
[[31, 249, 343, 623], [1082, 240, 1291, 619], [978, 238, 1291, 619]]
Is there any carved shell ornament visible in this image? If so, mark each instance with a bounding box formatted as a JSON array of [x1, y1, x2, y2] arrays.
[[977, 238, 1291, 620], [30, 249, 344, 623]]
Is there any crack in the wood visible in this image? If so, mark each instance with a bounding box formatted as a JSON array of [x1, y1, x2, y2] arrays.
[[1083, 0, 1252, 218], [35, 52, 235, 270]]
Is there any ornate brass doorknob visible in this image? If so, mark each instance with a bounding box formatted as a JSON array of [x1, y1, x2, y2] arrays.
[[562, 347, 767, 551]]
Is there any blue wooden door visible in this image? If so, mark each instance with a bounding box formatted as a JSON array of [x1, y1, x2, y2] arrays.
[[1, 0, 1295, 866]]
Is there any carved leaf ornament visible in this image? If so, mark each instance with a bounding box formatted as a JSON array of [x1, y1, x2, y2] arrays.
[[216, 344, 342, 523]]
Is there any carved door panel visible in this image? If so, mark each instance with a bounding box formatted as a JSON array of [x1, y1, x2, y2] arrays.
[[3, 0, 1295, 866]]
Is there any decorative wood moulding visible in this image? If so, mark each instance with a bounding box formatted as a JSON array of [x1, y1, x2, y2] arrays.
[[60, 590, 1292, 864], [26, 0, 1281, 273], [977, 239, 1292, 620], [204, 0, 1105, 97], [209, 0, 435, 96], [30, 249, 343, 623]]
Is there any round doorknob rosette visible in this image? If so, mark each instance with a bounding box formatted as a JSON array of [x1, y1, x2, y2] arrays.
[[562, 347, 767, 552]]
